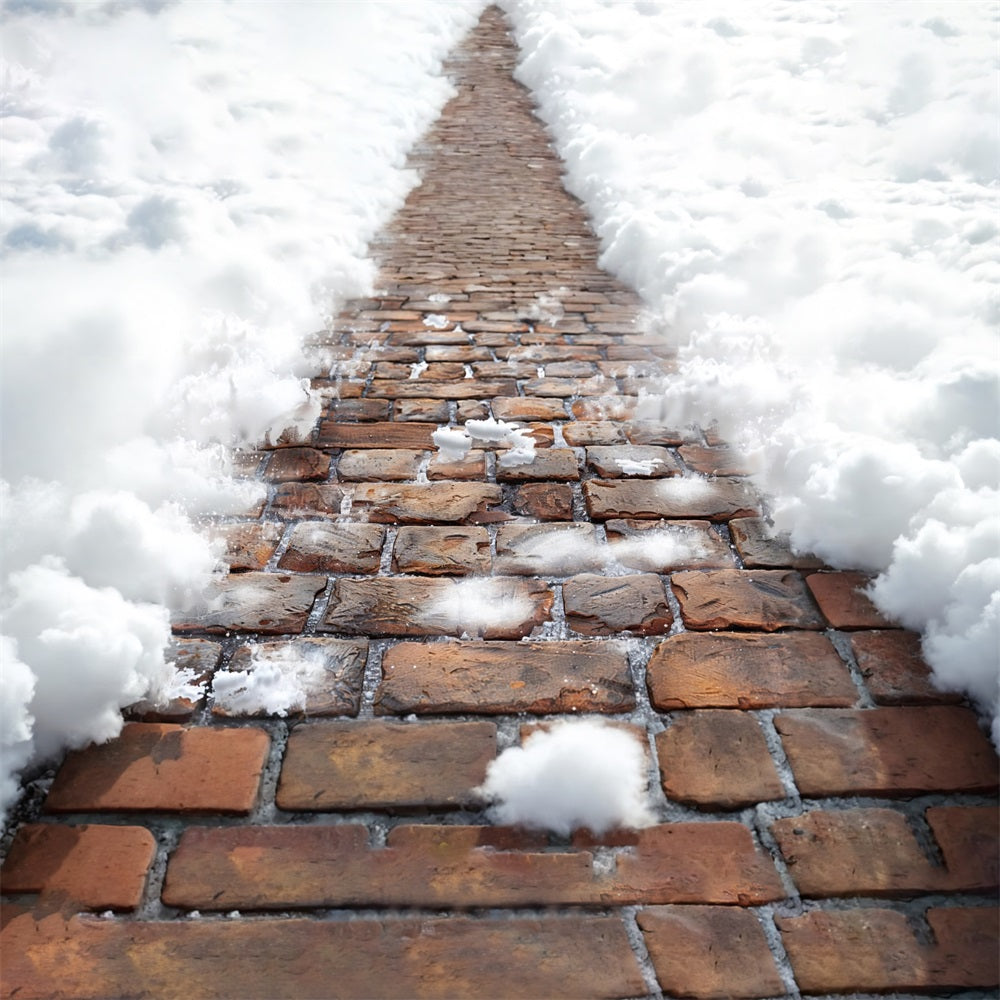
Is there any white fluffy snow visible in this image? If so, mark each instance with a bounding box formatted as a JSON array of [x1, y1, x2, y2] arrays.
[[477, 719, 655, 835], [433, 418, 539, 466], [211, 643, 327, 718], [0, 0, 484, 820], [503, 0, 1000, 742]]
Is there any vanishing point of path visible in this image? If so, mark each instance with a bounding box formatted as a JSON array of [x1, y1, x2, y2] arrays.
[[2, 7, 997, 998]]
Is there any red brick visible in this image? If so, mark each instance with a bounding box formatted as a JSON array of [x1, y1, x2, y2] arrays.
[[510, 482, 573, 519], [604, 518, 734, 570], [586, 445, 679, 478], [172, 571, 326, 635], [315, 420, 436, 449], [276, 720, 496, 810], [656, 711, 784, 809], [777, 907, 999, 993], [393, 397, 451, 422], [367, 378, 517, 399], [0, 824, 155, 911], [677, 443, 752, 476], [162, 821, 780, 910], [209, 521, 283, 571], [637, 906, 785, 999], [729, 516, 825, 569], [426, 448, 487, 480], [805, 570, 897, 628], [647, 632, 857, 709], [562, 420, 627, 446], [337, 448, 424, 480], [571, 396, 637, 421], [326, 397, 391, 421], [672, 570, 825, 631], [495, 447, 579, 481], [491, 396, 567, 421], [212, 638, 367, 718], [278, 520, 384, 573], [0, 909, 635, 998], [348, 482, 503, 523], [775, 707, 999, 796], [772, 805, 998, 898], [376, 640, 635, 715], [494, 522, 601, 575], [269, 482, 345, 518], [850, 629, 960, 704], [563, 573, 672, 636], [262, 447, 330, 482], [321, 576, 552, 639], [583, 477, 758, 521], [623, 421, 687, 446], [44, 724, 269, 815], [392, 525, 491, 575]]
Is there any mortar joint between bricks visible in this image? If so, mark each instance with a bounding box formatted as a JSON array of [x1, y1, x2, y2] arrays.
[[755, 708, 803, 804], [755, 904, 803, 999], [358, 639, 391, 719], [302, 577, 337, 633], [620, 906, 665, 1000], [248, 720, 289, 825], [825, 628, 877, 708]]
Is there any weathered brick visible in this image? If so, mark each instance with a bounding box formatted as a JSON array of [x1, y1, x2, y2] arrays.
[[510, 482, 573, 519], [583, 477, 758, 521], [586, 445, 679, 478], [162, 821, 780, 910], [777, 907, 999, 994], [337, 448, 424, 481], [0, 824, 155, 911], [392, 526, 490, 575], [212, 638, 367, 718], [672, 570, 825, 631], [805, 570, 896, 628], [128, 637, 221, 722], [45, 724, 269, 814], [604, 518, 734, 570], [425, 344, 492, 362], [571, 395, 637, 421], [277, 720, 496, 811], [367, 378, 517, 399], [729, 516, 824, 569], [326, 397, 391, 421], [426, 448, 487, 480], [624, 421, 687, 446], [263, 447, 330, 482], [637, 906, 785, 999], [562, 420, 627, 446], [209, 521, 283, 572], [315, 420, 436, 449], [772, 805, 998, 897], [172, 571, 326, 635], [647, 632, 857, 709], [321, 577, 552, 639], [0, 911, 646, 999], [656, 711, 784, 809], [348, 482, 503, 523], [775, 707, 999, 796], [278, 520, 384, 574], [850, 629, 960, 704], [269, 482, 345, 518], [393, 397, 451, 422], [495, 447, 579, 481], [677, 443, 752, 476], [563, 573, 672, 636], [491, 396, 567, 421], [377, 640, 635, 715], [494, 522, 601, 575]]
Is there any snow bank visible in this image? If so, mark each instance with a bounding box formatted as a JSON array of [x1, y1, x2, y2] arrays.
[[503, 0, 1000, 741], [477, 719, 655, 835], [0, 0, 485, 821]]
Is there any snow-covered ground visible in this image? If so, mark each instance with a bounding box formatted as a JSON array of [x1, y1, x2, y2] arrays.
[[0, 0, 484, 820], [1, 0, 997, 822], [504, 0, 999, 741]]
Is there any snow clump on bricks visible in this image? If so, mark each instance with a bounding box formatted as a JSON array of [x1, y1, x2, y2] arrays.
[[432, 418, 537, 467], [476, 719, 655, 836]]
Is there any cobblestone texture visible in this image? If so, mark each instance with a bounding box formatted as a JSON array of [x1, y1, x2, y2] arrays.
[[3, 6, 997, 999]]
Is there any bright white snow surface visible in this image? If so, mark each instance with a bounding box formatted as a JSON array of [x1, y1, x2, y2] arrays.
[[503, 0, 1000, 742], [0, 0, 485, 820]]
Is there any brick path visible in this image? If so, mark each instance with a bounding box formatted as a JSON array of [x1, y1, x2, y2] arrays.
[[2, 8, 997, 999]]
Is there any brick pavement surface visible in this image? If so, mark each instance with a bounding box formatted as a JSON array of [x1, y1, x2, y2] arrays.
[[2, 7, 997, 999]]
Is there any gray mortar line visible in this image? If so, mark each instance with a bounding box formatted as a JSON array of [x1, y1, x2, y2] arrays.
[[303, 577, 337, 633], [379, 525, 399, 575], [358, 639, 391, 719], [754, 904, 803, 999], [825, 628, 876, 707], [249, 720, 289, 826], [620, 906, 665, 999], [756, 709, 803, 804]]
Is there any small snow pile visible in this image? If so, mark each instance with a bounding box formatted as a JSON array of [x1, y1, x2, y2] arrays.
[[212, 643, 329, 717], [424, 578, 537, 636], [477, 719, 655, 835], [432, 418, 537, 467], [503, 0, 1000, 743]]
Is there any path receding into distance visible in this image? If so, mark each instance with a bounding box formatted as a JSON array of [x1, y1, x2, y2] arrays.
[[2, 7, 997, 998]]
